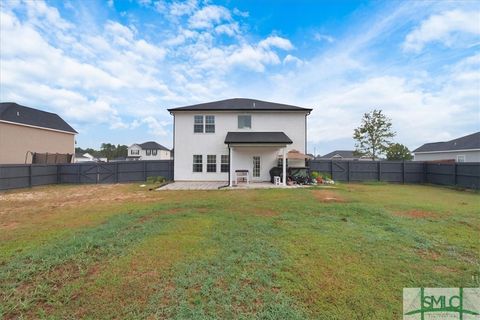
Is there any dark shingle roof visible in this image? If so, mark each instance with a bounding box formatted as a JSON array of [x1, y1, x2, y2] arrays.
[[168, 98, 312, 112], [319, 150, 359, 159], [413, 132, 480, 153], [0, 102, 77, 133], [225, 132, 293, 144], [138, 141, 170, 151]]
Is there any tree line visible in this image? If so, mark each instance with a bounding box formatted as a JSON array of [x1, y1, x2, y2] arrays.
[[75, 143, 128, 160]]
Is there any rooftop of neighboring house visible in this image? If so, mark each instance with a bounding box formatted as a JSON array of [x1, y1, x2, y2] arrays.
[[318, 150, 360, 159], [0, 102, 77, 134], [413, 132, 480, 153], [167, 98, 312, 112], [130, 141, 170, 151]]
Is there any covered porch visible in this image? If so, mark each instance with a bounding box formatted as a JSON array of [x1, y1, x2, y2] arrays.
[[225, 132, 292, 187]]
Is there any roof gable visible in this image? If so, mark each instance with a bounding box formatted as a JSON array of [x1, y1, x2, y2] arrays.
[[413, 132, 480, 153], [320, 150, 358, 159], [137, 141, 170, 151], [0, 102, 77, 134], [168, 98, 312, 112]]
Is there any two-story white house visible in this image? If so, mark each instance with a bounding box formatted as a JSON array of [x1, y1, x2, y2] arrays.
[[127, 141, 171, 160], [168, 98, 312, 186]]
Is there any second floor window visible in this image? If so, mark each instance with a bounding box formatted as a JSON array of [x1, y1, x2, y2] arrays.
[[152, 149, 157, 156], [194, 115, 204, 133], [146, 149, 151, 156], [131, 149, 139, 155], [238, 115, 251, 129], [205, 115, 215, 133]]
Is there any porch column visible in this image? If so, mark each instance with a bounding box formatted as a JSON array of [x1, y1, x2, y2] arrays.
[[282, 147, 286, 186], [230, 147, 234, 187]]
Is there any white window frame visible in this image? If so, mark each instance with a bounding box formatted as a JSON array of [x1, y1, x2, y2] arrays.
[[131, 149, 139, 155], [205, 115, 215, 133], [456, 155, 466, 162], [146, 149, 152, 156], [207, 155, 217, 172], [152, 149, 158, 156], [194, 115, 204, 133], [193, 155, 203, 172], [221, 154, 229, 173], [238, 115, 251, 129]]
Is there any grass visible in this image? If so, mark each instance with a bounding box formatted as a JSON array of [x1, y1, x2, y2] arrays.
[[0, 182, 478, 319]]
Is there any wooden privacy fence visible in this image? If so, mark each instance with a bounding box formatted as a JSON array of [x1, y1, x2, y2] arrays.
[[1, 160, 478, 191], [308, 160, 479, 190], [0, 160, 174, 191]]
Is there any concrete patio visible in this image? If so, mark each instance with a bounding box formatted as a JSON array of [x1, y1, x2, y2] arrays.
[[158, 181, 308, 190]]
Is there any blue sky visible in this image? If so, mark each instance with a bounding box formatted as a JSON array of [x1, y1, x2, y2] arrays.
[[1, 0, 479, 155]]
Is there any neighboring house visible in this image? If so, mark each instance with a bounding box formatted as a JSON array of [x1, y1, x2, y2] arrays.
[[168, 98, 312, 186], [127, 141, 171, 160], [0, 102, 77, 164], [413, 132, 480, 162], [74, 153, 107, 163], [318, 150, 373, 161]]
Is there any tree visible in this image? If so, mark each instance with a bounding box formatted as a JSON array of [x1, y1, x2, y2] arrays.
[[353, 109, 395, 160], [386, 143, 413, 161]]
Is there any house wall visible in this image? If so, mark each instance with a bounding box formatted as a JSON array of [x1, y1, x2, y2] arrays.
[[173, 111, 308, 181], [414, 150, 480, 162], [0, 122, 75, 164]]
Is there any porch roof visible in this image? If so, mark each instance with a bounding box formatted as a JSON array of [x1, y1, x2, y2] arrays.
[[225, 132, 293, 145]]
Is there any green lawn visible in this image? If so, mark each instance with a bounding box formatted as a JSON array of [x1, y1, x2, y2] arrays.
[[0, 183, 478, 319]]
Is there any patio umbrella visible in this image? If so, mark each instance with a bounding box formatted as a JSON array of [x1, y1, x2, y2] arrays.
[[279, 149, 314, 160]]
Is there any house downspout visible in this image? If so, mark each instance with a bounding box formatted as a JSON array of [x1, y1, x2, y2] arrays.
[[218, 145, 231, 189]]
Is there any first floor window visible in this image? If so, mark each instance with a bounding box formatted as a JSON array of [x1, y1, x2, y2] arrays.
[[277, 158, 288, 167], [193, 155, 202, 172], [207, 155, 216, 172], [146, 149, 152, 156], [205, 115, 215, 133], [194, 115, 204, 133], [253, 156, 260, 177], [221, 155, 229, 172]]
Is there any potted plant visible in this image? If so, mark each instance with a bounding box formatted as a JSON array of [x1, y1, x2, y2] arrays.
[[311, 171, 323, 184]]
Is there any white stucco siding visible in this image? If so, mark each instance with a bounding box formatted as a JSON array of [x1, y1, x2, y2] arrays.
[[127, 145, 171, 160], [173, 111, 307, 181], [414, 150, 480, 162]]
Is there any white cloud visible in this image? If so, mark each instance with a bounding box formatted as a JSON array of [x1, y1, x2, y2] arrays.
[[259, 36, 294, 50], [188, 5, 232, 29], [283, 54, 303, 66], [403, 9, 480, 52], [314, 33, 334, 43]]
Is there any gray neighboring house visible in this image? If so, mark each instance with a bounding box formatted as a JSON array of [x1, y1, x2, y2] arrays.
[[318, 150, 372, 161], [413, 132, 480, 162]]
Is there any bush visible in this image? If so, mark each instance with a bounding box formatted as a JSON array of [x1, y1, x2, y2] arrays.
[[146, 176, 167, 184], [318, 172, 332, 180], [311, 171, 320, 179]]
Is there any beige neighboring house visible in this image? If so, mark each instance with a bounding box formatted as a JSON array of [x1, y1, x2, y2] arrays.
[[0, 102, 77, 164]]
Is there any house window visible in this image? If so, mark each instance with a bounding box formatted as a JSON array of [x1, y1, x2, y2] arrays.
[[152, 149, 157, 156], [205, 115, 215, 133], [238, 115, 251, 129], [146, 149, 151, 156], [221, 155, 229, 172], [131, 149, 139, 155], [457, 155, 466, 162], [193, 155, 203, 172], [277, 158, 288, 167], [194, 115, 204, 133], [207, 155, 216, 172]]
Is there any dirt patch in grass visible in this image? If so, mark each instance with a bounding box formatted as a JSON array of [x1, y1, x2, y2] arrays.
[[417, 249, 440, 261], [312, 190, 346, 203], [0, 222, 19, 230], [253, 208, 279, 217], [394, 210, 437, 219]]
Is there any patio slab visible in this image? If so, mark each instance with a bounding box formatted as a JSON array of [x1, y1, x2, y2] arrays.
[[157, 181, 227, 190]]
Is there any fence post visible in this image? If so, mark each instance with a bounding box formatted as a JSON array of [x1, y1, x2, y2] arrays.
[[454, 163, 457, 186], [56, 164, 60, 184], [144, 161, 147, 181], [330, 160, 333, 180], [402, 161, 405, 184], [28, 165, 32, 188], [378, 162, 381, 181], [115, 162, 119, 183], [347, 161, 350, 182], [77, 164, 81, 183]]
